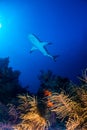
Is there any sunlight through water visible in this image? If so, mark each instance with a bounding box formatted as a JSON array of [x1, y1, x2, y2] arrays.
[[0, 23, 2, 28]]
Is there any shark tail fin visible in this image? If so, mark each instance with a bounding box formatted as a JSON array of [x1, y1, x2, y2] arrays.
[[53, 55, 59, 62]]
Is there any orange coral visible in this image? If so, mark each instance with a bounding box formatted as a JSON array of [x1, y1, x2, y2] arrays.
[[43, 90, 52, 96], [47, 100, 54, 107], [43, 90, 54, 108]]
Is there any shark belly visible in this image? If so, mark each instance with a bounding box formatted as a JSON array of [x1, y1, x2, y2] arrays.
[[28, 34, 40, 45], [38, 47, 48, 56]]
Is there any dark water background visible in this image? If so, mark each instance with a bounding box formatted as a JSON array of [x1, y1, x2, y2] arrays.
[[0, 0, 87, 93]]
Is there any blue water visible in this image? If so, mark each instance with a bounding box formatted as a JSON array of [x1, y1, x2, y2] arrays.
[[0, 0, 87, 93]]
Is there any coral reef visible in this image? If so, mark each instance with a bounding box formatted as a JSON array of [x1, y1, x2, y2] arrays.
[[46, 91, 87, 130], [78, 68, 87, 84], [15, 94, 49, 130], [38, 70, 71, 98], [0, 57, 87, 130], [0, 57, 29, 125], [0, 57, 28, 104], [0, 122, 14, 130]]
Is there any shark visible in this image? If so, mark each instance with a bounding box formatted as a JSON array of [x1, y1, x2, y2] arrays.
[[28, 34, 58, 61]]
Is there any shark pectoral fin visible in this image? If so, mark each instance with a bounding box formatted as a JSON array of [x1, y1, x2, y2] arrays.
[[42, 42, 50, 46], [30, 46, 37, 53]]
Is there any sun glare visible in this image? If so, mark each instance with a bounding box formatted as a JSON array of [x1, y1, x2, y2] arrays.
[[0, 23, 2, 28]]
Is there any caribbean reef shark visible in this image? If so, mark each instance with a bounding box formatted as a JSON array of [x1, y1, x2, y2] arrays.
[[28, 34, 58, 61]]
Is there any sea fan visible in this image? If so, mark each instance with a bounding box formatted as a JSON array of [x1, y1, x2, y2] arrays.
[[76, 87, 87, 107], [66, 117, 80, 130], [47, 90, 87, 130], [0, 122, 14, 130], [47, 92, 82, 130], [15, 94, 49, 130], [8, 104, 18, 124], [48, 92, 80, 121], [78, 68, 87, 84], [16, 112, 49, 130]]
